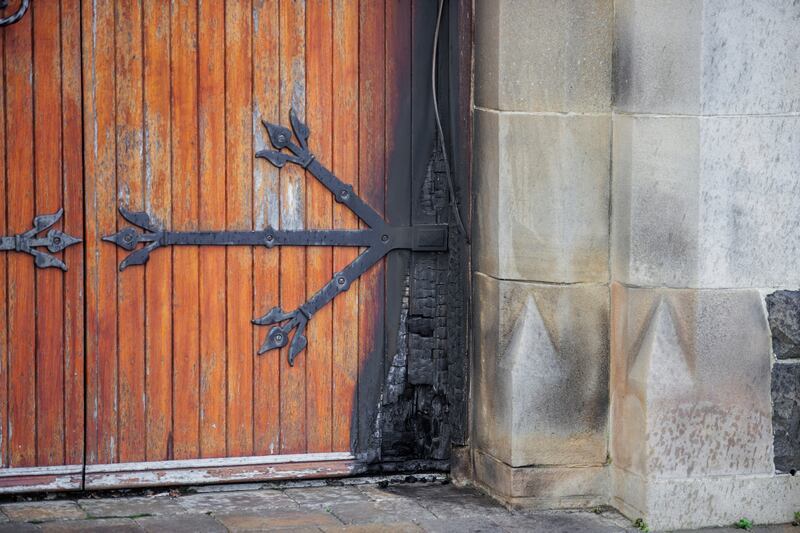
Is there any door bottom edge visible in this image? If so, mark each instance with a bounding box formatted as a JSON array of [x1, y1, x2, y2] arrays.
[[0, 465, 83, 493], [84, 452, 364, 490]]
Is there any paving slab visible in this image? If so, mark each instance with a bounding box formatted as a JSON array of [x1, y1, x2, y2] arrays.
[[416, 517, 505, 533], [178, 488, 298, 514], [37, 517, 140, 532], [328, 500, 437, 525], [286, 486, 372, 508], [136, 513, 227, 533], [215, 510, 341, 531], [492, 510, 632, 532], [1, 501, 86, 523], [78, 495, 186, 518], [0, 523, 39, 532], [321, 523, 423, 533]]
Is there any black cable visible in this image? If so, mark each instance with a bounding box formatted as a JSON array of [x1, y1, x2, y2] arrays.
[[433, 0, 469, 242]]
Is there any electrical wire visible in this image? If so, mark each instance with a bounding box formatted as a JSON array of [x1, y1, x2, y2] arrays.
[[433, 0, 470, 242]]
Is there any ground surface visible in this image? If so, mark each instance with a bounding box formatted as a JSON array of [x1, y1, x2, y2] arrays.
[[0, 479, 793, 532]]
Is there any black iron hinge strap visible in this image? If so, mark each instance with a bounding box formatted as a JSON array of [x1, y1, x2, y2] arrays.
[[104, 109, 448, 365], [0, 209, 81, 270]]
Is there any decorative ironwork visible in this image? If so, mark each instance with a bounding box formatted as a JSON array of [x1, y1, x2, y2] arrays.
[[0, 0, 30, 28], [0, 208, 81, 270], [104, 109, 448, 365]]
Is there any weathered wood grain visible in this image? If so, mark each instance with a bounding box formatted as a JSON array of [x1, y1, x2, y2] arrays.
[[34, 0, 65, 466], [252, 0, 281, 457], [6, 2, 35, 468], [115, 0, 146, 463], [0, 0, 405, 488], [279, 0, 307, 455], [84, 453, 360, 489], [0, 20, 7, 469], [62, 0, 85, 468], [225, 0, 255, 457], [171, 0, 201, 461], [143, 0, 173, 462], [83, 0, 119, 465], [306, 0, 334, 454], [331, 0, 359, 454], [198, 0, 228, 459]]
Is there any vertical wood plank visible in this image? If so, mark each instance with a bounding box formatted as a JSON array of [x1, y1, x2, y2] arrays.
[[330, 0, 358, 453], [0, 24, 7, 468], [278, 0, 307, 455], [83, 0, 119, 465], [170, 0, 200, 461], [252, 0, 281, 456], [357, 0, 386, 450], [115, 0, 146, 463], [198, 0, 227, 459], [225, 0, 254, 457], [33, 0, 65, 466], [305, 0, 333, 454], [143, 0, 173, 462], [6, 5, 36, 467], [62, 0, 85, 467]]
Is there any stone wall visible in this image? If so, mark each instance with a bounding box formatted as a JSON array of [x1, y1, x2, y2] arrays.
[[467, 0, 800, 529], [469, 0, 613, 509]]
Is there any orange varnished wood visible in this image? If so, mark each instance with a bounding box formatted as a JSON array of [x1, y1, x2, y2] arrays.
[[61, 0, 85, 467], [83, 0, 119, 465], [0, 25, 7, 468], [171, 0, 201, 461], [0, 0, 408, 483], [252, 0, 281, 457], [330, 0, 359, 453], [225, 0, 255, 457], [279, 0, 307, 455], [198, 0, 228, 459], [115, 0, 146, 463], [1, 0, 84, 470], [142, 0, 173, 461], [6, 3, 35, 468], [305, 0, 334, 454], [33, 0, 65, 466], [357, 0, 386, 448]]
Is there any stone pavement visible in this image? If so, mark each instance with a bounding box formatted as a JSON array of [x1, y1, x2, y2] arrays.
[[0, 478, 793, 532]]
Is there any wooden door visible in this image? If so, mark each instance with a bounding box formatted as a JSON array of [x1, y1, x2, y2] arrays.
[[0, 0, 85, 492], [80, 0, 405, 488], [0, 0, 455, 492]]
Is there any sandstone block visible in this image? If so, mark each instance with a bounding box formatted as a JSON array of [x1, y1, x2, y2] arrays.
[[473, 274, 608, 467], [474, 110, 610, 283], [474, 450, 607, 509], [612, 114, 800, 288], [615, 0, 800, 114], [610, 285, 774, 479], [475, 0, 612, 112]]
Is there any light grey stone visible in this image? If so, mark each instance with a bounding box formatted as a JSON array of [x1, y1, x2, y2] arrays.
[[612, 467, 800, 531], [474, 110, 610, 283], [78, 495, 185, 518], [615, 0, 800, 114], [610, 285, 774, 480], [1, 501, 86, 523], [177, 489, 298, 514], [473, 273, 609, 467], [612, 114, 800, 288], [475, 0, 612, 112]]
